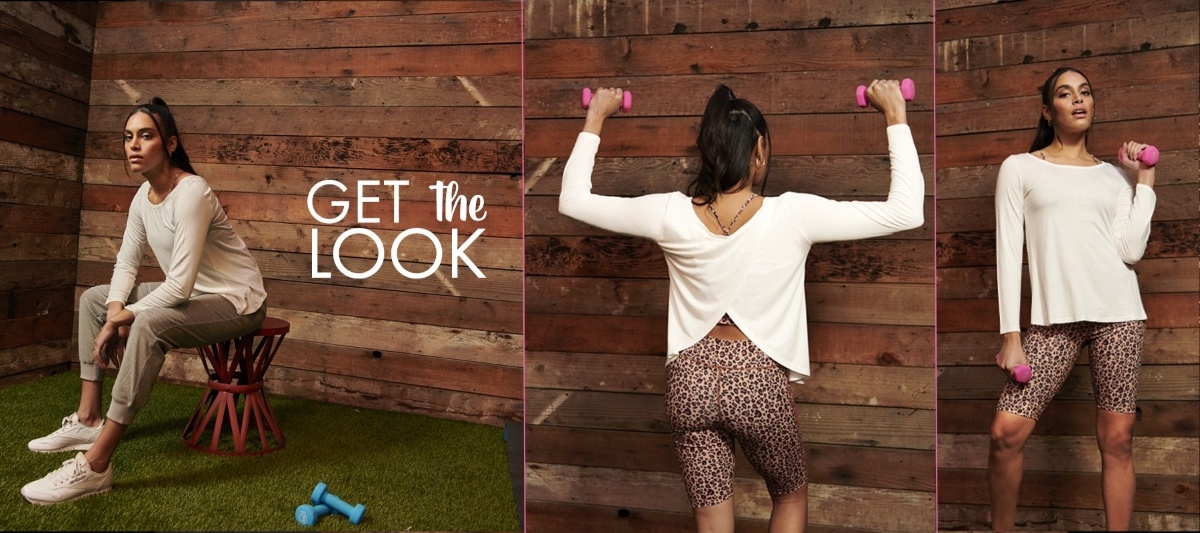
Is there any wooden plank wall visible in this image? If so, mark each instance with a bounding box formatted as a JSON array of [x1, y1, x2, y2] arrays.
[[524, 1, 936, 530], [0, 2, 95, 380], [935, 0, 1200, 530], [80, 1, 523, 426]]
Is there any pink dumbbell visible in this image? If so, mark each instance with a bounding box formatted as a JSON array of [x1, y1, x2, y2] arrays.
[[1117, 144, 1159, 167], [996, 352, 1032, 384], [582, 88, 632, 113], [1013, 365, 1032, 384], [856, 78, 915, 108]]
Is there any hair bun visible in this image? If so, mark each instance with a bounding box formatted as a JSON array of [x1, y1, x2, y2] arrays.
[[149, 96, 168, 108]]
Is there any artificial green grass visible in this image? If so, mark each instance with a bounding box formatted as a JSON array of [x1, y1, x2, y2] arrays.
[[0, 371, 519, 531]]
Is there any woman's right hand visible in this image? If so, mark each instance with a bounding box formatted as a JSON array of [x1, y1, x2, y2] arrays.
[[995, 331, 1028, 379], [864, 79, 908, 126], [583, 87, 626, 136]]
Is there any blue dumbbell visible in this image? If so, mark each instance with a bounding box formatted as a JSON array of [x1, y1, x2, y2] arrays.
[[295, 504, 331, 527], [311, 482, 366, 525]]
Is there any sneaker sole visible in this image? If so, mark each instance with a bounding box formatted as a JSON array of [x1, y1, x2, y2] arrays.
[[23, 485, 111, 506], [28, 442, 95, 454]]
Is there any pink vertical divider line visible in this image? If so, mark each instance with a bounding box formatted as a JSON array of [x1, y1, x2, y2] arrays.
[[929, 1, 939, 528], [518, 4, 528, 531]]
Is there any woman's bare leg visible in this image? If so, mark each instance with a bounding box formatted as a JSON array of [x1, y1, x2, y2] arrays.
[[694, 499, 735, 533], [1096, 410, 1135, 531], [769, 484, 807, 533], [989, 410, 1037, 531]]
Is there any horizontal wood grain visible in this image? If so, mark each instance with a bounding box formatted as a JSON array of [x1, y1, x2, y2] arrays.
[[1, 285, 74, 320], [938, 220, 1199, 268], [937, 364, 1199, 401], [93, 11, 519, 54], [525, 24, 931, 79], [0, 139, 84, 182], [935, 46, 1198, 104], [0, 260, 76, 291], [88, 77, 522, 108], [528, 351, 933, 408], [937, 399, 1198, 437], [937, 292, 1199, 332], [0, 338, 71, 377], [0, 75, 88, 130], [0, 233, 77, 261], [0, 203, 79, 235], [0, 42, 90, 102], [525, 154, 935, 198], [938, 434, 1199, 475], [96, 1, 518, 27], [87, 105, 520, 141], [525, 0, 930, 39], [938, 467, 1197, 513], [155, 352, 521, 426], [0, 170, 82, 209], [527, 425, 934, 491], [92, 45, 520, 80], [939, 328, 1199, 366], [82, 185, 522, 239], [524, 70, 936, 118], [266, 337, 521, 400], [528, 462, 933, 531], [938, 10, 1199, 72], [0, 9, 91, 76], [936, 80, 1198, 137], [83, 159, 523, 207], [527, 389, 934, 449], [938, 503, 1200, 532], [526, 113, 934, 158], [937, 258, 1198, 300], [0, 1, 92, 52], [0, 311, 73, 351], [85, 132, 521, 174], [936, 0, 1197, 43]]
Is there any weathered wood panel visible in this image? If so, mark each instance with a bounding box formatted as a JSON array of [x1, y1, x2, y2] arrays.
[[934, 3, 1199, 528], [0, 1, 90, 378], [72, 1, 523, 426], [525, 4, 935, 526]]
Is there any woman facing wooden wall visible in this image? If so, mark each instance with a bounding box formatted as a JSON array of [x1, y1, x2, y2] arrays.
[[524, 1, 935, 530], [79, 0, 523, 426], [935, 1, 1200, 529], [0, 2, 95, 381]]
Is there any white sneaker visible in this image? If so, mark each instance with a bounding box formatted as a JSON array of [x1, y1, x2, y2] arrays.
[[28, 413, 104, 453], [21, 452, 112, 505]]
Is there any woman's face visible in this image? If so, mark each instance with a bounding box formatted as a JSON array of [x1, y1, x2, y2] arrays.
[[124, 111, 174, 176], [1042, 70, 1094, 135]]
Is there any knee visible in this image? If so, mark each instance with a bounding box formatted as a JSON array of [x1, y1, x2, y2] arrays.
[[771, 484, 807, 506], [81, 285, 109, 308], [1097, 426, 1133, 461], [989, 418, 1028, 455]]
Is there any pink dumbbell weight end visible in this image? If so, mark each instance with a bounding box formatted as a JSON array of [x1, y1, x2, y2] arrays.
[[1013, 365, 1032, 384], [1117, 145, 1159, 167], [856, 78, 915, 108], [581, 88, 632, 113]]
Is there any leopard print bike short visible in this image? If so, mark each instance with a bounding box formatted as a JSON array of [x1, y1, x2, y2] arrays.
[[665, 335, 807, 508], [997, 320, 1144, 420]]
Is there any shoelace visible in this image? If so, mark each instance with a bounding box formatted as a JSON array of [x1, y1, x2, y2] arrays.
[[49, 416, 80, 437], [50, 457, 87, 486]]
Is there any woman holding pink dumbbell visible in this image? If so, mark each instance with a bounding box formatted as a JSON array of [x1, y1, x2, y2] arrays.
[[989, 66, 1157, 531], [561, 81, 922, 532]]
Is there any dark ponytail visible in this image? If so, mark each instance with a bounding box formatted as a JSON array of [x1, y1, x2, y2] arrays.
[[1029, 66, 1093, 153], [124, 97, 197, 175], [687, 84, 771, 205]]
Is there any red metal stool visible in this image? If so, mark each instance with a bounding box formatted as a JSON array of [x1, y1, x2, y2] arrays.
[[182, 317, 289, 455]]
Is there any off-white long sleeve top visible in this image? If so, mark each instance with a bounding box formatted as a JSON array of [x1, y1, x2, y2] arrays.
[[995, 153, 1155, 334], [107, 176, 266, 316], [559, 125, 924, 381]]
